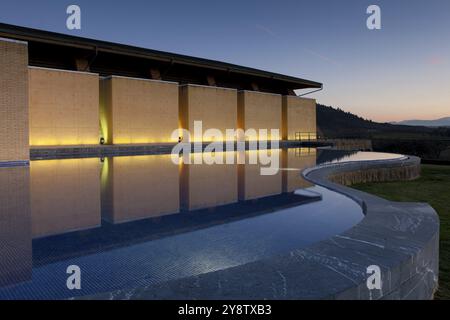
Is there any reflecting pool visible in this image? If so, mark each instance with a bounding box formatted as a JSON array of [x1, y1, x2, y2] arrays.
[[0, 148, 399, 299]]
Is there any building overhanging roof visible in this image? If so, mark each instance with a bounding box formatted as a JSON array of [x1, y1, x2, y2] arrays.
[[0, 23, 322, 93]]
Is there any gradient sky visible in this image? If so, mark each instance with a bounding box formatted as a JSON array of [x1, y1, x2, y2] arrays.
[[1, 0, 449, 122]]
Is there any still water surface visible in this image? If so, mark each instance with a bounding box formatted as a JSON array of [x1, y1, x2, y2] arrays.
[[0, 148, 402, 299]]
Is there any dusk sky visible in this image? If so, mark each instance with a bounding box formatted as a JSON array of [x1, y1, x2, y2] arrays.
[[1, 0, 449, 122]]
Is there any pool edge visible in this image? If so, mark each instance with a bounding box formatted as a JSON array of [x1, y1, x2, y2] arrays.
[[82, 155, 439, 300]]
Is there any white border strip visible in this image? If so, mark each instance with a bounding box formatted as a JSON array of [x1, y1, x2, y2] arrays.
[[238, 90, 282, 97], [180, 83, 237, 92], [0, 37, 28, 45], [103, 75, 178, 85], [28, 66, 99, 76]]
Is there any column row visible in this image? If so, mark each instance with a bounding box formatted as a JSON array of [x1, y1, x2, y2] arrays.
[[29, 69, 317, 146]]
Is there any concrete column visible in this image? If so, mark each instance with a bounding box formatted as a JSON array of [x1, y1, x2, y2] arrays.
[[179, 85, 237, 142], [0, 38, 29, 163], [28, 67, 99, 146], [100, 76, 179, 144], [282, 96, 317, 141], [237, 91, 282, 141]]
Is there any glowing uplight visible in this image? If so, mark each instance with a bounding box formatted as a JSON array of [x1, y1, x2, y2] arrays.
[[30, 137, 99, 146]]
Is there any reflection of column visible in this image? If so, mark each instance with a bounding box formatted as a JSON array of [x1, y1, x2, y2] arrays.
[[30, 159, 101, 238], [180, 152, 238, 210], [101, 155, 180, 223], [238, 150, 282, 200], [282, 148, 316, 192], [0, 166, 32, 287]]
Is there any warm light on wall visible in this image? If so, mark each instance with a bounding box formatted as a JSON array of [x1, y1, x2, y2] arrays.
[[30, 158, 101, 170], [100, 157, 110, 191], [28, 67, 100, 147], [99, 108, 109, 144], [245, 136, 282, 142], [113, 137, 179, 144], [297, 147, 317, 156], [293, 133, 317, 141], [30, 137, 99, 146], [183, 138, 238, 143], [111, 135, 180, 145], [28, 69, 315, 147]]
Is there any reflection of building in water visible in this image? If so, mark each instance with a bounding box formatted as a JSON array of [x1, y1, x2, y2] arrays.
[[101, 155, 180, 223], [0, 166, 32, 287], [238, 150, 282, 201], [180, 152, 238, 210], [282, 148, 316, 192], [30, 159, 101, 238], [24, 148, 317, 239]]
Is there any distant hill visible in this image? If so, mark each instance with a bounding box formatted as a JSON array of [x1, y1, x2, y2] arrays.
[[316, 104, 450, 160], [391, 117, 450, 127], [316, 104, 448, 139]]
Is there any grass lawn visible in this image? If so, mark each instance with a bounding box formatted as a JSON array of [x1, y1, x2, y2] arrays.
[[352, 165, 450, 300]]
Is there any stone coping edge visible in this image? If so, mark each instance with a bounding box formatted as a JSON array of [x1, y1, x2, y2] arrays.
[[84, 155, 439, 300], [30, 141, 331, 160]]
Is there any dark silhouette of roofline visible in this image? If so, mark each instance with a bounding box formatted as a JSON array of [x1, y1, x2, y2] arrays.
[[0, 23, 322, 93]]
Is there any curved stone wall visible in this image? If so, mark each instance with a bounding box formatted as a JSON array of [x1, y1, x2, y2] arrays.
[[301, 156, 439, 299], [326, 157, 420, 186], [88, 155, 439, 300]]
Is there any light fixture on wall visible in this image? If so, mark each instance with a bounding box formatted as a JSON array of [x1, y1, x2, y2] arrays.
[[100, 137, 105, 145]]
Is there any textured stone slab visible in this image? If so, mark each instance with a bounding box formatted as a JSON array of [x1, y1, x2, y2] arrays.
[[30, 141, 329, 160]]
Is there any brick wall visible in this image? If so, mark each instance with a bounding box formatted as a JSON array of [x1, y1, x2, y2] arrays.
[[0, 38, 29, 162], [100, 76, 179, 144], [28, 67, 99, 146], [238, 91, 282, 141], [282, 96, 317, 140], [180, 85, 237, 142]]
